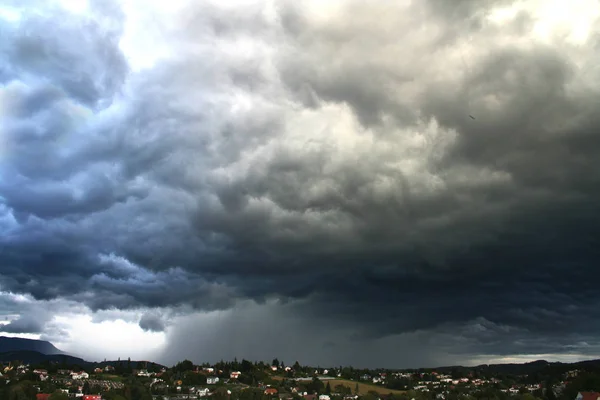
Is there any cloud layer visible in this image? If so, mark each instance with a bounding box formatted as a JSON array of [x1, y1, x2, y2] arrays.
[[1, 0, 600, 366]]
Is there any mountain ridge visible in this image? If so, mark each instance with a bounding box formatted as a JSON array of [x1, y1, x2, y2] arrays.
[[0, 336, 63, 355]]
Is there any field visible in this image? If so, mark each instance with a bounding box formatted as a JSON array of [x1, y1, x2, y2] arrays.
[[323, 379, 405, 396]]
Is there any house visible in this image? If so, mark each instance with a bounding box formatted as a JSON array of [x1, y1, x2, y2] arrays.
[[137, 369, 152, 377], [94, 368, 103, 374], [36, 395, 51, 400], [319, 395, 331, 400], [104, 365, 115, 372], [361, 374, 371, 381], [71, 371, 89, 380], [271, 366, 279, 371], [83, 396, 102, 400], [203, 367, 215, 373], [231, 371, 241, 379], [197, 388, 211, 397], [576, 393, 600, 400], [265, 388, 279, 396], [207, 376, 220, 384]]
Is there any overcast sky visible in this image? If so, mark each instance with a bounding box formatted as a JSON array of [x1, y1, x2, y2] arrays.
[[1, 0, 600, 368]]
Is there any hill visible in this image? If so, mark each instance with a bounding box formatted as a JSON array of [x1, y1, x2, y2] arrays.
[[0, 336, 63, 355], [0, 350, 89, 366], [0, 350, 167, 370]]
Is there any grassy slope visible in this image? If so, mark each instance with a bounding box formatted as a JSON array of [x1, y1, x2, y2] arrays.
[[271, 376, 406, 396], [326, 379, 406, 396]]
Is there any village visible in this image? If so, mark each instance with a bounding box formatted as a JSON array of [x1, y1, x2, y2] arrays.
[[1, 357, 598, 400]]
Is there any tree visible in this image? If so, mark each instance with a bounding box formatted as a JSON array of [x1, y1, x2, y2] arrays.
[[242, 359, 254, 373], [307, 377, 325, 394], [175, 359, 195, 372], [273, 359, 280, 368], [8, 382, 37, 400], [355, 383, 360, 395], [49, 391, 69, 400]]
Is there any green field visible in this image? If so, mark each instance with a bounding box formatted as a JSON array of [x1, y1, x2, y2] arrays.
[[324, 379, 405, 396]]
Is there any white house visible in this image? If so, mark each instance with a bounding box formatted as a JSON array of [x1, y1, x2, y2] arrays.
[[207, 376, 219, 384], [71, 371, 89, 380], [231, 371, 241, 379], [197, 388, 211, 397], [71, 372, 87, 380], [319, 395, 331, 400]]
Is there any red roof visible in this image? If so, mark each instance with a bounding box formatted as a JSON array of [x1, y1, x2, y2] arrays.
[[83, 396, 102, 400], [580, 393, 600, 400], [265, 388, 279, 395], [36, 395, 51, 400]]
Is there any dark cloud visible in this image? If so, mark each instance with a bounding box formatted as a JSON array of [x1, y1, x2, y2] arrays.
[[1, 0, 600, 365], [139, 312, 166, 333], [2, 315, 44, 334]]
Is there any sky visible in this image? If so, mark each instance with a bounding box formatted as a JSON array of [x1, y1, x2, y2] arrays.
[[0, 0, 600, 369]]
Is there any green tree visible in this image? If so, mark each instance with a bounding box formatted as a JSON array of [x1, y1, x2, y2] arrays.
[[325, 382, 331, 394], [307, 377, 325, 394], [49, 391, 69, 400], [8, 382, 37, 400], [273, 359, 280, 368], [175, 359, 195, 372]]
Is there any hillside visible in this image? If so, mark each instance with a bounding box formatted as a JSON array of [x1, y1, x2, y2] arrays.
[[0, 336, 63, 355], [326, 379, 405, 396], [0, 350, 89, 366]]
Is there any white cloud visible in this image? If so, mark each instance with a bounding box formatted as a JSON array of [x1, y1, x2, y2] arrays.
[[53, 314, 166, 362]]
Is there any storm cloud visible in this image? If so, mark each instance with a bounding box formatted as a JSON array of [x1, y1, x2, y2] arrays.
[[1, 0, 600, 366]]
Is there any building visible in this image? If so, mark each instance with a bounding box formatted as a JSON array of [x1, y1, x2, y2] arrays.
[[319, 395, 331, 400], [36, 395, 51, 400], [576, 393, 600, 400], [83, 396, 102, 400], [71, 371, 89, 380], [231, 371, 241, 379], [207, 376, 220, 384], [265, 388, 279, 396]]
